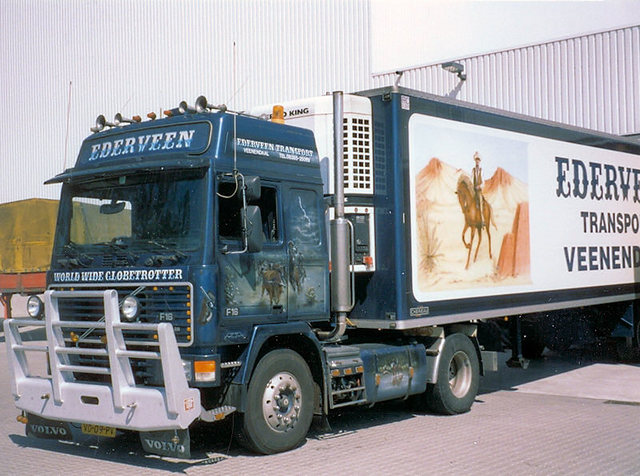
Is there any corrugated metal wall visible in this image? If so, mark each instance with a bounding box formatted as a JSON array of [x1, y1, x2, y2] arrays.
[[0, 0, 372, 204], [1, 0, 637, 205], [373, 25, 640, 136]]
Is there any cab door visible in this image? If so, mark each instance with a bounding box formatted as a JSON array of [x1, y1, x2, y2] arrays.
[[217, 179, 288, 323], [284, 186, 329, 320]]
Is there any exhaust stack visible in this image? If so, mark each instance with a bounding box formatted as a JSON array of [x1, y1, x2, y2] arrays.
[[318, 91, 352, 341]]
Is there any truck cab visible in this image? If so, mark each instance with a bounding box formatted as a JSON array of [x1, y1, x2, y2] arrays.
[[5, 102, 338, 455]]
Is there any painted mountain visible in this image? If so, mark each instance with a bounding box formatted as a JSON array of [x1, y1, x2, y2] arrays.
[[483, 167, 528, 212], [415, 158, 461, 208]]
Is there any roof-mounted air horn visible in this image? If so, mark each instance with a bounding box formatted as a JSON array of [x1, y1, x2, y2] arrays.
[[179, 101, 196, 114], [90, 114, 115, 133], [195, 95, 227, 113], [114, 113, 141, 125]]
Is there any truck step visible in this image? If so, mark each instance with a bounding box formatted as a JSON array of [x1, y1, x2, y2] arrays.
[[331, 386, 366, 396], [331, 399, 368, 409]]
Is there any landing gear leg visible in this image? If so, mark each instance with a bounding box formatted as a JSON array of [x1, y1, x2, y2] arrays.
[[507, 316, 529, 369]]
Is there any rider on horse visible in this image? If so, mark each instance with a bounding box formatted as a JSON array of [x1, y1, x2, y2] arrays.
[[472, 151, 485, 227]]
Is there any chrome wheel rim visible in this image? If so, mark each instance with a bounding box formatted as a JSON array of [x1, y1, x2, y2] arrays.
[[449, 350, 472, 398], [262, 371, 302, 432]]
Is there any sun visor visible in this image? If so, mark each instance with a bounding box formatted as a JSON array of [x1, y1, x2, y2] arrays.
[[46, 121, 212, 184], [45, 156, 210, 184]]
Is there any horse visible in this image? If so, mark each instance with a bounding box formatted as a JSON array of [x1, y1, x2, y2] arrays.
[[455, 175, 494, 270], [259, 262, 285, 306]]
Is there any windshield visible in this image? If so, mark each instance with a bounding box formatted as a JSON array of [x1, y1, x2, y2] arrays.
[[52, 169, 207, 268]]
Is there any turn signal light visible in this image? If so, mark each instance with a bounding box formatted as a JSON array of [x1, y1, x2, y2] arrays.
[[194, 360, 216, 382], [364, 256, 374, 269]]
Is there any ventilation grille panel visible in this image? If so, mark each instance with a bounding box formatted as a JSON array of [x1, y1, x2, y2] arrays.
[[343, 115, 373, 195]]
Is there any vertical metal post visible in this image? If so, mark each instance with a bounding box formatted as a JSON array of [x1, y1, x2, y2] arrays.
[[333, 91, 345, 220], [507, 316, 529, 369]]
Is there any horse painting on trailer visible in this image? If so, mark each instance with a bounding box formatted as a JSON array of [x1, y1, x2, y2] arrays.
[[455, 174, 495, 270], [408, 113, 531, 297]]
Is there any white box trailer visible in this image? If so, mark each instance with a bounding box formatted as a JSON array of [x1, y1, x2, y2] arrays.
[[253, 87, 640, 356]]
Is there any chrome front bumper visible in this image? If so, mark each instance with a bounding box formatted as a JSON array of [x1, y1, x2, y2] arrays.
[[4, 289, 200, 431]]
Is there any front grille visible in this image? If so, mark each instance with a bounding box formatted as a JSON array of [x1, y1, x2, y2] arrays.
[[51, 284, 192, 384], [102, 254, 135, 267]]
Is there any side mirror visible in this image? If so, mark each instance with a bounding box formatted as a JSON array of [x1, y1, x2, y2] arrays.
[[245, 205, 264, 253], [245, 176, 261, 202]]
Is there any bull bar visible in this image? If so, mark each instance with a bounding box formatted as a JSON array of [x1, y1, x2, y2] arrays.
[[3, 289, 201, 431]]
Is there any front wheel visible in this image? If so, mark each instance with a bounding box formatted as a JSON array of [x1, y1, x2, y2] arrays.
[[235, 349, 314, 454], [425, 333, 480, 415]]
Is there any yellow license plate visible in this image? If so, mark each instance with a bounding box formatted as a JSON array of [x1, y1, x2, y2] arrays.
[[81, 424, 116, 437]]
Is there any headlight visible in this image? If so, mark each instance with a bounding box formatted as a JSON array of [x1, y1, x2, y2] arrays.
[[120, 296, 140, 321], [182, 359, 193, 382], [27, 296, 43, 318]]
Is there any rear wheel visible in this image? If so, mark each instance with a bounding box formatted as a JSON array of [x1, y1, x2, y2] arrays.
[[425, 333, 480, 415], [235, 349, 314, 454]]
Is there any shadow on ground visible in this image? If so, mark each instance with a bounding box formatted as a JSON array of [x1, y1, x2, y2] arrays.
[[479, 343, 638, 395]]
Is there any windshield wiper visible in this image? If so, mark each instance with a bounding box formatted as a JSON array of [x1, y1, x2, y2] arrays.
[[104, 238, 139, 264], [141, 239, 187, 267], [58, 242, 94, 268]]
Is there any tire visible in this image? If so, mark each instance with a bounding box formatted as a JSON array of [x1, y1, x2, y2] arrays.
[[235, 349, 314, 454], [425, 333, 480, 415]]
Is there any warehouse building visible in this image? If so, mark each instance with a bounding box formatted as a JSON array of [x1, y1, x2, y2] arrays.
[[1, 1, 639, 204]]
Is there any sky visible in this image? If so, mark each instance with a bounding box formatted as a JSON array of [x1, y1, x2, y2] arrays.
[[371, 0, 640, 72]]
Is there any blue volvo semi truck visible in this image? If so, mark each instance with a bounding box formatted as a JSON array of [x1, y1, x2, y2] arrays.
[[5, 87, 640, 457]]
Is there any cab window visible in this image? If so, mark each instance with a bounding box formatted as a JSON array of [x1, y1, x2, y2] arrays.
[[218, 181, 279, 243]]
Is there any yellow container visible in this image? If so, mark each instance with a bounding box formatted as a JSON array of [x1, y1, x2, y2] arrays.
[[0, 198, 59, 273]]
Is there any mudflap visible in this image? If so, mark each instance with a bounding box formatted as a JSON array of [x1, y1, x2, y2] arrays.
[[140, 429, 191, 459], [26, 413, 73, 441]]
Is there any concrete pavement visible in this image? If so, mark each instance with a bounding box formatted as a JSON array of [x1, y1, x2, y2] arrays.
[[1, 327, 639, 475]]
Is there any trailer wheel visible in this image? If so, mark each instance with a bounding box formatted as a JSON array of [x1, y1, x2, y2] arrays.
[[425, 333, 480, 415], [235, 349, 314, 454]]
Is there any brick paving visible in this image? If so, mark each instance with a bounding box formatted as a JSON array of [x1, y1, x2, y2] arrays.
[[1, 328, 639, 475]]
